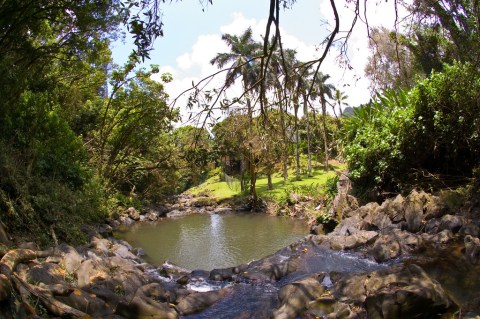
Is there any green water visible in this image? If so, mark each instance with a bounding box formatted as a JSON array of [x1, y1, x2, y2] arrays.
[[115, 213, 309, 270]]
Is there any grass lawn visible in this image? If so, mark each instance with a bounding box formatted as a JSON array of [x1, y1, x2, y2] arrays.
[[186, 160, 347, 203]]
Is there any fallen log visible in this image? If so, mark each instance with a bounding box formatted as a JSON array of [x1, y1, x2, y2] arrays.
[[12, 274, 88, 318]]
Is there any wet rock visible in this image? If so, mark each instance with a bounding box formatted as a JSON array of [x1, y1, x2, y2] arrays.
[[311, 224, 325, 235], [175, 287, 232, 315], [127, 207, 140, 221], [246, 253, 299, 281], [438, 214, 465, 234], [161, 262, 191, 281], [272, 274, 326, 319], [209, 267, 235, 281], [306, 298, 361, 319], [26, 263, 65, 285]]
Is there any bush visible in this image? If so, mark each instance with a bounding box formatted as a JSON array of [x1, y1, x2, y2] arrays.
[[342, 61, 480, 194]]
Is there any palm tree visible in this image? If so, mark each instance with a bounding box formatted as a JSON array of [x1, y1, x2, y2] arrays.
[[333, 89, 349, 118], [312, 73, 335, 171], [210, 27, 262, 203]]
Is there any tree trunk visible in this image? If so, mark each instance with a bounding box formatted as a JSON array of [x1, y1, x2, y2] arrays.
[[294, 97, 301, 180], [267, 173, 273, 190], [321, 96, 329, 171], [304, 94, 312, 177]]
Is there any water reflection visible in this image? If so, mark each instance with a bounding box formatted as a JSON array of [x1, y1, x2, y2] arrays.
[[115, 213, 309, 270]]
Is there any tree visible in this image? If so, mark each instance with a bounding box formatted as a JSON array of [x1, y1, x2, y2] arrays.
[[311, 73, 335, 171], [333, 89, 349, 118], [210, 28, 262, 203], [364, 27, 416, 92]]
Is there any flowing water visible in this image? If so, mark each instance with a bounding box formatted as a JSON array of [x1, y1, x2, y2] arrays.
[[115, 212, 309, 270]]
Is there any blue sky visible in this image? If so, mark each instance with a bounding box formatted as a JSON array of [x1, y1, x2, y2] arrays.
[[111, 0, 408, 122]]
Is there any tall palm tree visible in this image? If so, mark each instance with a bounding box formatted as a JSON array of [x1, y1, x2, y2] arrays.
[[210, 27, 262, 203], [333, 89, 349, 118], [312, 73, 335, 171]]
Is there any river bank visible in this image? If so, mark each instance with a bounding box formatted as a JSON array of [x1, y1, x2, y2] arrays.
[[1, 186, 480, 318]]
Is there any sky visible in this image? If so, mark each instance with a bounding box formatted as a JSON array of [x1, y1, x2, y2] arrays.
[[111, 0, 409, 124]]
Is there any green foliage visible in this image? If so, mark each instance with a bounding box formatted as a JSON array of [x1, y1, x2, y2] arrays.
[[342, 61, 480, 194], [325, 175, 339, 200], [342, 88, 413, 192]]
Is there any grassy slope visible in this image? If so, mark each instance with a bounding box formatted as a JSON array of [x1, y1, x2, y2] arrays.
[[186, 160, 347, 203]]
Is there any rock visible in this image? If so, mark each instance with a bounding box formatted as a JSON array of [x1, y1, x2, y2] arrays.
[[332, 263, 455, 318], [127, 207, 140, 221], [382, 194, 406, 223], [425, 218, 441, 233], [328, 231, 378, 251], [209, 267, 235, 281], [438, 214, 465, 233], [175, 287, 232, 315], [424, 195, 448, 220], [56, 288, 114, 317], [350, 202, 380, 219], [98, 224, 113, 237], [26, 263, 65, 285], [459, 223, 480, 237], [77, 259, 110, 287], [370, 229, 425, 262], [421, 229, 454, 245], [116, 297, 178, 319], [145, 211, 158, 221], [306, 298, 360, 319], [311, 224, 325, 235], [464, 235, 480, 264], [404, 190, 425, 233], [272, 274, 326, 319], [364, 264, 455, 318], [118, 215, 134, 225], [110, 243, 138, 260], [58, 244, 83, 273], [370, 235, 401, 262], [363, 208, 392, 233], [90, 237, 111, 256], [160, 261, 191, 280]]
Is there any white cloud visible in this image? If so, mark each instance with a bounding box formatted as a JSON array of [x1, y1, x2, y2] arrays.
[[155, 4, 411, 124]]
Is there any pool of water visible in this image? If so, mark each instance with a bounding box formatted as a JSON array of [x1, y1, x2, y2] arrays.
[[115, 212, 309, 270]]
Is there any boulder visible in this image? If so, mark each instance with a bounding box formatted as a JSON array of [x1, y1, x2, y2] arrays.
[[328, 231, 378, 251], [369, 229, 425, 262], [116, 297, 178, 319], [209, 267, 235, 281], [272, 274, 326, 319], [26, 263, 65, 285], [404, 190, 425, 233], [77, 259, 110, 287], [459, 223, 480, 238], [127, 207, 141, 221], [364, 264, 455, 318], [332, 264, 455, 318], [56, 288, 114, 317], [438, 214, 465, 233], [464, 235, 480, 264], [363, 208, 392, 233], [58, 244, 83, 273], [382, 194, 406, 223], [145, 211, 158, 221], [175, 287, 232, 315]]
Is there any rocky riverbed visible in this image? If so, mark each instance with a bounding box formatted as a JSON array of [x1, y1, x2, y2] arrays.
[[1, 189, 480, 318]]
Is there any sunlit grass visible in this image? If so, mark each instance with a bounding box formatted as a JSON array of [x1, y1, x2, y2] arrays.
[[186, 160, 347, 203]]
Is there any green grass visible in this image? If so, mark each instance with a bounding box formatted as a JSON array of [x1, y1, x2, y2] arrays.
[[185, 160, 347, 204]]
